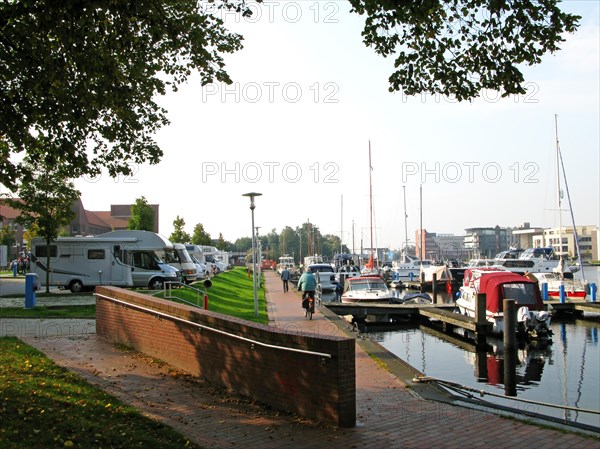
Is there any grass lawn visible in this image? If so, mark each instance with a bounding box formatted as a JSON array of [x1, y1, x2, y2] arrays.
[[0, 337, 205, 449], [157, 266, 268, 324], [0, 267, 266, 323], [0, 305, 96, 319]]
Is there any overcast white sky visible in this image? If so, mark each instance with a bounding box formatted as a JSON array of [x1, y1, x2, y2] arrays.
[[74, 1, 600, 250]]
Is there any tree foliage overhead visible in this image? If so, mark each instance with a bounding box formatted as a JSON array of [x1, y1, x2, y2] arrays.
[[348, 0, 580, 100], [0, 0, 249, 190]]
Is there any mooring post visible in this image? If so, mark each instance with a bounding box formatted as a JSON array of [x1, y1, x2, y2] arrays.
[[475, 293, 487, 347], [559, 284, 566, 303], [420, 272, 425, 293], [590, 283, 596, 302], [432, 273, 438, 304], [503, 299, 516, 350], [503, 298, 517, 396], [541, 282, 548, 301]]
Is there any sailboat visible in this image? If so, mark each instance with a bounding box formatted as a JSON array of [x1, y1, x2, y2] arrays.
[[361, 141, 379, 276], [533, 115, 589, 299]]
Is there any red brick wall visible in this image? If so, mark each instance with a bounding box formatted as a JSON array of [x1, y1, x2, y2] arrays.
[[95, 286, 356, 427]]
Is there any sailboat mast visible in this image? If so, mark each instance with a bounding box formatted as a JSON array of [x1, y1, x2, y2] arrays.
[[369, 141, 374, 264], [555, 114, 563, 260], [403, 185, 408, 251], [340, 194, 343, 255], [420, 184, 424, 260], [555, 115, 586, 282]]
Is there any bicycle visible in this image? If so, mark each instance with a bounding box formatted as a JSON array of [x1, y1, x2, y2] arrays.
[[302, 291, 315, 320]]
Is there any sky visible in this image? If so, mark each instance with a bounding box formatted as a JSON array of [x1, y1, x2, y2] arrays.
[[73, 1, 599, 250]]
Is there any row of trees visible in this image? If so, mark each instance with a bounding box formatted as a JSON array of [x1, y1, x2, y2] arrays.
[[166, 213, 350, 263]]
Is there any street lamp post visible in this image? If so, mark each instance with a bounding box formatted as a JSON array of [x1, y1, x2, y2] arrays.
[[243, 192, 262, 317]]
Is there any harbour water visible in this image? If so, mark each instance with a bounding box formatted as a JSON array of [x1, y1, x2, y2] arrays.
[[367, 266, 600, 430]]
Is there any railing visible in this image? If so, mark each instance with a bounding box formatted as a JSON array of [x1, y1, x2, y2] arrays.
[[163, 281, 206, 308]]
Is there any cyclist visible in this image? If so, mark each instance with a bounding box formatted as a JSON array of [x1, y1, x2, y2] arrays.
[[297, 268, 317, 312]]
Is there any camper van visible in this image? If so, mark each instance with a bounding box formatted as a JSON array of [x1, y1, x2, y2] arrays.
[[30, 236, 134, 293], [100, 230, 181, 289], [185, 245, 213, 273], [156, 243, 197, 284]]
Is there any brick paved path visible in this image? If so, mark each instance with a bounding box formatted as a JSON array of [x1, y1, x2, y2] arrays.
[[18, 270, 599, 448]]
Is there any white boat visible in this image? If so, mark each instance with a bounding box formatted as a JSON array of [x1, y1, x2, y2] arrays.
[[467, 258, 496, 268], [335, 264, 361, 286], [491, 247, 572, 276], [341, 275, 395, 303], [391, 253, 431, 281], [306, 262, 336, 292], [420, 264, 453, 284], [532, 272, 589, 299], [277, 254, 296, 275], [456, 269, 552, 339], [304, 255, 324, 267]]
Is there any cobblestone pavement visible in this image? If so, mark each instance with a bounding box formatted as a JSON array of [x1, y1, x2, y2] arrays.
[[6, 271, 599, 448]]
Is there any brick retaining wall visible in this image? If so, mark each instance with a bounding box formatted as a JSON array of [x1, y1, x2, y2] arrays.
[[95, 286, 356, 427]]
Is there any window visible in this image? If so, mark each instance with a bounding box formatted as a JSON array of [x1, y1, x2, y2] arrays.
[[88, 249, 105, 260], [503, 283, 537, 305], [35, 245, 57, 258]]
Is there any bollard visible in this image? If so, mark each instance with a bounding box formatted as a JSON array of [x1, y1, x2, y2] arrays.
[[541, 282, 548, 301], [590, 283, 597, 302], [25, 273, 37, 309], [203, 293, 209, 310], [475, 293, 487, 348], [431, 273, 438, 304], [559, 284, 566, 303], [503, 298, 516, 352]]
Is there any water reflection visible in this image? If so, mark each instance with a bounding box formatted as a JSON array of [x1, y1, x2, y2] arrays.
[[323, 267, 600, 428], [371, 317, 599, 428]]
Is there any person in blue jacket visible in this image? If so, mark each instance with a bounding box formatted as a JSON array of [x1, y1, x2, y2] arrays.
[[297, 268, 317, 310]]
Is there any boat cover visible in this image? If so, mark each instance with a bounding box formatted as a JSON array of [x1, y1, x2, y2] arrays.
[[478, 272, 544, 313]]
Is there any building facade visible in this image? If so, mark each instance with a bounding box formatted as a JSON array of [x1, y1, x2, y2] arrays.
[[464, 226, 510, 259], [533, 225, 599, 261]]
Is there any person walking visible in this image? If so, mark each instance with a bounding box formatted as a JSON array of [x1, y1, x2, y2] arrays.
[[297, 268, 317, 311], [280, 266, 290, 293]]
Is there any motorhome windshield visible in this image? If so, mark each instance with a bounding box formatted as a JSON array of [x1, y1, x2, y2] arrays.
[[205, 254, 217, 263], [175, 248, 192, 263], [161, 250, 180, 264]]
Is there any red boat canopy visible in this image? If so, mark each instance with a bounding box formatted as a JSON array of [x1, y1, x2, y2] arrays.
[[478, 272, 544, 313]]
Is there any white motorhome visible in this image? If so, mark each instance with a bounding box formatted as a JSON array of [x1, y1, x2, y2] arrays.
[[100, 230, 181, 289], [157, 243, 197, 284], [202, 245, 227, 272], [185, 245, 217, 274], [30, 236, 134, 293]]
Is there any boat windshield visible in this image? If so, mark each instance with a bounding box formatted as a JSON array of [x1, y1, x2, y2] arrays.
[[309, 265, 334, 273], [502, 283, 538, 305], [350, 280, 387, 291]]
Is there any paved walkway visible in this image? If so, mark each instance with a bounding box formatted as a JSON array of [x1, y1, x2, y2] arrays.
[[5, 271, 598, 448]]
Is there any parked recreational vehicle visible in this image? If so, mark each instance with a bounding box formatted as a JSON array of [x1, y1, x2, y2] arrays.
[[100, 230, 181, 289], [30, 236, 134, 293], [157, 243, 197, 284], [185, 245, 214, 273]]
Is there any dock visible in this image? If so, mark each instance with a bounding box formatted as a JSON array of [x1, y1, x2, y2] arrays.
[[324, 302, 491, 336], [546, 300, 600, 315]]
